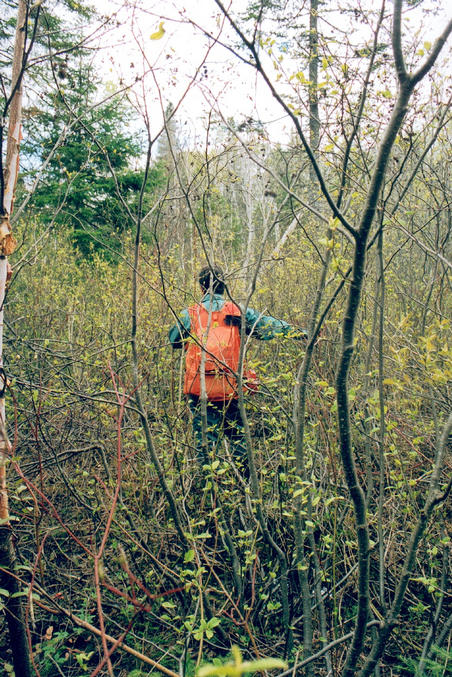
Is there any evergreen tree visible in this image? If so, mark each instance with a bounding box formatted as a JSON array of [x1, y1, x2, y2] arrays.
[[14, 2, 165, 259]]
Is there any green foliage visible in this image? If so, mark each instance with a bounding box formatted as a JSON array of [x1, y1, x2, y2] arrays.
[[400, 646, 451, 676], [23, 72, 165, 258], [2, 1, 451, 676], [10, 3, 167, 260], [198, 647, 287, 677], [38, 631, 70, 674]]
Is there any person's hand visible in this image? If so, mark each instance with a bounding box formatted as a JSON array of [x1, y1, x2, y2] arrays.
[[314, 327, 326, 347], [6, 262, 12, 283], [292, 328, 309, 340]]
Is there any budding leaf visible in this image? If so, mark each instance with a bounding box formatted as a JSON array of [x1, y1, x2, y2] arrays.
[[150, 22, 165, 40]]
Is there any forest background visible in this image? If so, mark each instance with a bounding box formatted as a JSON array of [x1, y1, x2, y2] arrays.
[[0, 0, 451, 676]]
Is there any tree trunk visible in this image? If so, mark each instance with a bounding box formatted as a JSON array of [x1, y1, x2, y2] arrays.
[[0, 1, 31, 675]]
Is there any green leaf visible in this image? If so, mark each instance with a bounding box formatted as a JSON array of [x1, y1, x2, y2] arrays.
[[184, 549, 195, 563], [198, 656, 287, 677], [0, 516, 19, 525], [383, 377, 398, 386], [241, 659, 288, 672], [207, 617, 221, 628]]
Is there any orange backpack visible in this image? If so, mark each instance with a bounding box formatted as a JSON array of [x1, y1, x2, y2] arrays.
[[184, 301, 242, 401]]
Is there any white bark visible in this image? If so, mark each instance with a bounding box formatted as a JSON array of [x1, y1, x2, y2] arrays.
[[0, 0, 26, 517]]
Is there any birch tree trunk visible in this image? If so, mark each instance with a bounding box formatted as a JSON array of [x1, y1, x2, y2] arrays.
[[0, 1, 31, 674]]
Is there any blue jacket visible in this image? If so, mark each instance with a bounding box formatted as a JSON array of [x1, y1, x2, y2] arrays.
[[169, 293, 307, 348]]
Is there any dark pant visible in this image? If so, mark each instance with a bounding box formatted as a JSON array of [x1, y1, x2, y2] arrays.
[[188, 395, 248, 469]]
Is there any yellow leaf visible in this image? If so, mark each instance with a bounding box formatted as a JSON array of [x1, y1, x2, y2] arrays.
[[150, 21, 165, 40], [295, 71, 306, 83]]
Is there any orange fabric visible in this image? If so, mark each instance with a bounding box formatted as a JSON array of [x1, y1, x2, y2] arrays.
[[184, 302, 242, 400]]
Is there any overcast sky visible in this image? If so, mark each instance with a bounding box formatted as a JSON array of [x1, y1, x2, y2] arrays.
[[89, 0, 451, 148]]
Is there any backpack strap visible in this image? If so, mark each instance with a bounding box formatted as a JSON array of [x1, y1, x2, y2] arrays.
[[188, 301, 241, 329], [222, 301, 241, 316], [222, 301, 241, 324]]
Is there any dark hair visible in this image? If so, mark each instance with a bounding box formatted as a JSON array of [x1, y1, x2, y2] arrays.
[[198, 265, 225, 294]]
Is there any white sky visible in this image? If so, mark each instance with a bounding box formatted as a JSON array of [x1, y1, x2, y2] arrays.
[[88, 0, 451, 147], [90, 0, 285, 145]]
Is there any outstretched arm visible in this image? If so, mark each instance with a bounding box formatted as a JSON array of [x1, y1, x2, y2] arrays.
[[245, 307, 308, 341]]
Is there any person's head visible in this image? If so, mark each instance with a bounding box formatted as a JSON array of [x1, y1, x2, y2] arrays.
[[198, 265, 225, 295]]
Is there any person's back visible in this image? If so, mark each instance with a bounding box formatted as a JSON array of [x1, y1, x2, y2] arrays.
[[169, 264, 307, 467], [184, 298, 242, 400]]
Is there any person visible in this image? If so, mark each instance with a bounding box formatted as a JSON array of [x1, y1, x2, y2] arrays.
[[169, 265, 307, 469]]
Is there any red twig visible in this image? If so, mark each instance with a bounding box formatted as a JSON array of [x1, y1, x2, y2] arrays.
[[92, 364, 132, 676]]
